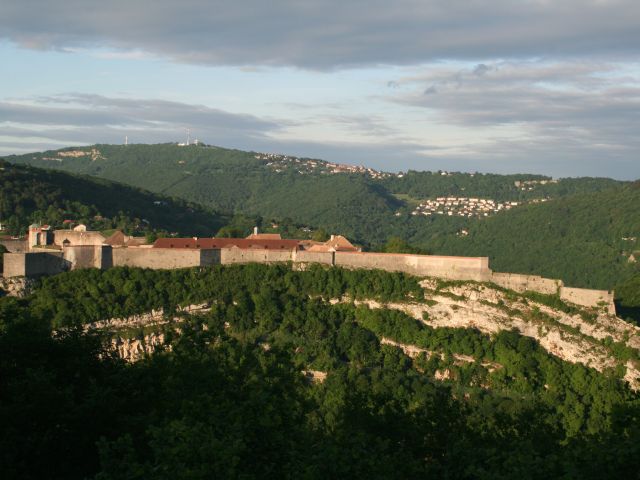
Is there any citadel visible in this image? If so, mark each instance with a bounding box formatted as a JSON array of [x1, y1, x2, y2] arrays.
[[2, 224, 615, 314]]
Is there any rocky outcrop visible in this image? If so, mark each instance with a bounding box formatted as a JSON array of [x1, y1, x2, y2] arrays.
[[0, 276, 37, 297], [89, 303, 211, 361], [302, 370, 328, 383], [349, 281, 640, 390], [111, 332, 168, 361], [86, 303, 211, 332]]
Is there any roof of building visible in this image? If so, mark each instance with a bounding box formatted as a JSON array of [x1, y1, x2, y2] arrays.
[[153, 237, 301, 250], [104, 231, 127, 246], [104, 230, 148, 247], [246, 233, 282, 240], [305, 235, 360, 252]]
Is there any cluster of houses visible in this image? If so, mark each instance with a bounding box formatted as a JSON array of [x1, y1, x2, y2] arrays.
[[256, 152, 393, 179], [41, 148, 104, 162], [411, 197, 520, 218], [514, 179, 558, 191]]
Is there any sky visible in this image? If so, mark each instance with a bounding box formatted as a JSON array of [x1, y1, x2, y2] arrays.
[[1, 0, 639, 179]]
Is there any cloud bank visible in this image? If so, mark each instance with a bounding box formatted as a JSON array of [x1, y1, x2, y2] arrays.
[[0, 94, 283, 151], [2, 0, 639, 69]]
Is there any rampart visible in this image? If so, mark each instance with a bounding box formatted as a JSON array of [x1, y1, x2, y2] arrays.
[[0, 239, 28, 253], [334, 252, 491, 282], [293, 250, 334, 265], [63, 245, 112, 270], [560, 287, 616, 314], [2, 244, 616, 313], [3, 252, 66, 277], [54, 230, 105, 247], [220, 248, 293, 265], [112, 248, 220, 269], [490, 272, 561, 295]]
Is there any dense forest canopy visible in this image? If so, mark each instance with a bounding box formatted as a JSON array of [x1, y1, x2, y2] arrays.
[[0, 160, 229, 237], [1, 264, 639, 479], [423, 182, 640, 289]]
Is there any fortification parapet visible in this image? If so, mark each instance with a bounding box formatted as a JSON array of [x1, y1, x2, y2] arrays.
[[3, 251, 66, 278], [334, 251, 492, 282], [112, 248, 220, 269], [560, 287, 616, 315], [63, 245, 111, 270], [220, 247, 294, 265], [292, 250, 334, 265], [490, 272, 561, 295]]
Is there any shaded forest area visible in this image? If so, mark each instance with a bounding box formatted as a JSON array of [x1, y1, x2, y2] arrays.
[[0, 160, 228, 237], [1, 264, 638, 479]]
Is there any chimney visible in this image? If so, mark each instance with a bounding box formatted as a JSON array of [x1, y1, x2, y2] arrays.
[[330, 235, 335, 241], [253, 226, 258, 235]]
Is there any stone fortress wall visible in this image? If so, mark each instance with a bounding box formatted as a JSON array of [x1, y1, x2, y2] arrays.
[[111, 247, 220, 269], [3, 251, 67, 278], [490, 272, 561, 295], [2, 244, 615, 314], [334, 251, 491, 282]]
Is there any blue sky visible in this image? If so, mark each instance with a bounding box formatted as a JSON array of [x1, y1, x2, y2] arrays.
[[1, 1, 639, 179]]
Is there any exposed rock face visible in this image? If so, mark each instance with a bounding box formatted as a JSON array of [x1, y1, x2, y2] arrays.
[[86, 303, 211, 333], [381, 337, 433, 359], [302, 370, 328, 383], [0, 276, 37, 297], [351, 281, 640, 390], [88, 303, 211, 361], [111, 332, 168, 361], [87, 283, 639, 390]]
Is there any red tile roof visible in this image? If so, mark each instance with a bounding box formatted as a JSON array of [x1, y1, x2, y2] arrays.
[[246, 233, 282, 240], [153, 237, 301, 250]]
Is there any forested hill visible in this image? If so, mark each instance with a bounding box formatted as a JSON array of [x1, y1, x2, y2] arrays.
[[0, 160, 228, 237], [4, 144, 404, 242], [424, 182, 640, 289], [5, 144, 622, 240], [4, 143, 638, 289]]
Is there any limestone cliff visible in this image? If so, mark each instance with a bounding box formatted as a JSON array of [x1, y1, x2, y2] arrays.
[[90, 281, 638, 389], [349, 279, 639, 390]]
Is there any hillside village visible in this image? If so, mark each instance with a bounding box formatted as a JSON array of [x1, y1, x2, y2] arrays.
[[411, 197, 521, 218], [255, 151, 394, 179]]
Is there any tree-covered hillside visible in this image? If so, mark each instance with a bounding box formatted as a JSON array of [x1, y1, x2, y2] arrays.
[[381, 170, 621, 202], [0, 160, 228, 237], [5, 143, 622, 242], [1, 264, 639, 479], [423, 182, 640, 289], [5, 144, 638, 289], [5, 144, 403, 241]]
